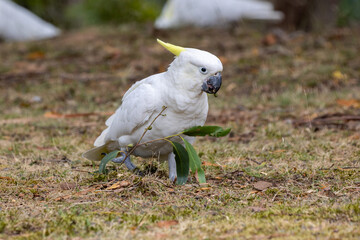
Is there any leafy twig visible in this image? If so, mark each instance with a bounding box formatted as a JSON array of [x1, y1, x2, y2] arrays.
[[137, 133, 181, 147]]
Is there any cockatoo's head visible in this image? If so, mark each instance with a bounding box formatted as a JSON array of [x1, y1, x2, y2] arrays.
[[158, 39, 223, 95]]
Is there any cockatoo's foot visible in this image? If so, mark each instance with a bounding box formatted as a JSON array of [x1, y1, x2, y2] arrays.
[[168, 152, 177, 182], [112, 151, 143, 175]]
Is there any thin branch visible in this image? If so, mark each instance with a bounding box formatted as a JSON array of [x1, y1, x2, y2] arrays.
[[116, 106, 168, 166], [137, 133, 182, 147], [247, 158, 263, 165], [135, 106, 168, 148], [271, 189, 281, 202], [319, 164, 335, 171], [340, 166, 360, 169]]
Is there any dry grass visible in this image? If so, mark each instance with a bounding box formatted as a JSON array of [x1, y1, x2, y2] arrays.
[[0, 25, 360, 239]]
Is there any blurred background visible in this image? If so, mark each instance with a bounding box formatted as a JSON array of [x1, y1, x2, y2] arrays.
[[11, 0, 167, 29], [1, 0, 359, 120], [4, 0, 360, 31], [1, 1, 360, 238]]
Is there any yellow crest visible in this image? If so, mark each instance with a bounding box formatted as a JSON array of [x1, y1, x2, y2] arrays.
[[157, 39, 185, 56]]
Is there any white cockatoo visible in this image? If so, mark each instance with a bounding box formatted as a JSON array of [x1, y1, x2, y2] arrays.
[[83, 39, 223, 181], [155, 0, 283, 29], [0, 0, 60, 41]]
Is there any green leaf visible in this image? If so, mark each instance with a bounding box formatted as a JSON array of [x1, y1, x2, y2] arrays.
[[183, 126, 231, 137], [172, 142, 189, 185], [99, 150, 120, 174], [183, 138, 206, 183]]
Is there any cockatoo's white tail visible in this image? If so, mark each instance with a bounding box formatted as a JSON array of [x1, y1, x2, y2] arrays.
[[0, 0, 60, 41], [155, 0, 283, 29]]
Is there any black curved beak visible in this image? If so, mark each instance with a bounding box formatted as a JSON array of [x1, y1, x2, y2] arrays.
[[202, 72, 222, 94]]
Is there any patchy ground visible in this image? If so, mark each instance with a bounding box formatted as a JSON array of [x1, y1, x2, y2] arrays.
[[0, 25, 360, 239]]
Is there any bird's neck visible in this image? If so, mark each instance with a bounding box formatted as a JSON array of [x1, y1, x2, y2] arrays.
[[162, 70, 208, 115], [166, 64, 202, 97]]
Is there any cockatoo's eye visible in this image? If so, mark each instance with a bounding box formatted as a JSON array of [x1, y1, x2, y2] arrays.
[[199, 67, 208, 74]]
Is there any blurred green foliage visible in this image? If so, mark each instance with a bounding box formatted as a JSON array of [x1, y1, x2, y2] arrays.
[[69, 0, 165, 27], [13, 0, 166, 28], [14, 0, 72, 27], [12, 0, 360, 29], [338, 0, 360, 26]]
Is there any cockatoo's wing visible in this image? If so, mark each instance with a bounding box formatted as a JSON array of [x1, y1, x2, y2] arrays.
[[94, 79, 160, 146], [96, 89, 158, 147], [83, 77, 161, 161]]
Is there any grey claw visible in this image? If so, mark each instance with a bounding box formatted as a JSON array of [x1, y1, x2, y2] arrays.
[[112, 151, 138, 172], [112, 152, 126, 163]]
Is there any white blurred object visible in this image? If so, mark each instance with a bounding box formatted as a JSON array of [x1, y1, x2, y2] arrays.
[[155, 0, 283, 29], [0, 0, 60, 41]]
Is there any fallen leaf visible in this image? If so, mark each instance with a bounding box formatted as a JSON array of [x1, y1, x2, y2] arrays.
[[156, 220, 179, 228], [106, 180, 130, 190], [332, 70, 347, 80], [253, 181, 273, 191], [0, 176, 15, 182], [233, 184, 246, 189], [336, 99, 360, 108], [0, 117, 40, 125], [262, 33, 277, 46], [27, 51, 45, 60], [273, 149, 286, 153], [199, 187, 211, 191], [202, 161, 223, 167], [60, 182, 77, 190], [349, 133, 360, 140]]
